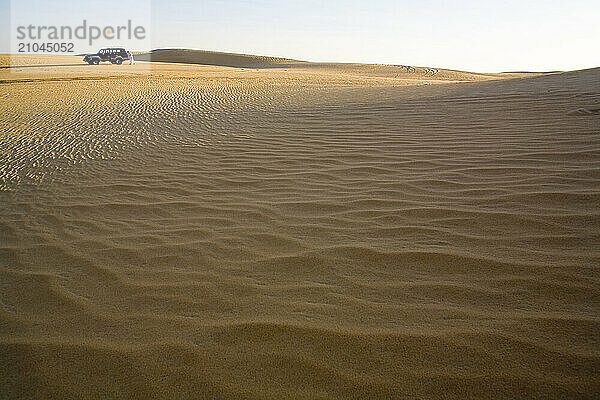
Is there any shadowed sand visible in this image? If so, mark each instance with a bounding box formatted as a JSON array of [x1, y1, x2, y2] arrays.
[[0, 53, 599, 399]]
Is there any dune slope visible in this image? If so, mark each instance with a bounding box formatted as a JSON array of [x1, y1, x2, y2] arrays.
[[0, 56, 599, 399]]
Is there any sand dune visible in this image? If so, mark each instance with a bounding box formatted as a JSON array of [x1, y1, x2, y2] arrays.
[[0, 54, 599, 399], [136, 49, 541, 82], [135, 48, 305, 68]]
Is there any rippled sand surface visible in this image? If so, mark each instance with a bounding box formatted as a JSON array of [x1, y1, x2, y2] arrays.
[[1, 55, 599, 399]]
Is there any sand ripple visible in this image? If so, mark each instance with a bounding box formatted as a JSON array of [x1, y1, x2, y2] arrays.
[[1, 66, 599, 399]]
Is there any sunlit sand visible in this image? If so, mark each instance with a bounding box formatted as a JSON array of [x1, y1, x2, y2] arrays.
[[1, 52, 599, 399]]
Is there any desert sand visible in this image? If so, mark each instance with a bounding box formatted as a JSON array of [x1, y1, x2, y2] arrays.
[[0, 51, 599, 399]]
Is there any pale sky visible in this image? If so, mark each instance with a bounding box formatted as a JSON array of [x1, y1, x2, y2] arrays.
[[2, 0, 599, 72]]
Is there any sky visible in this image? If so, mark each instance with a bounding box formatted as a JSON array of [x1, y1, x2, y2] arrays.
[[2, 0, 599, 72]]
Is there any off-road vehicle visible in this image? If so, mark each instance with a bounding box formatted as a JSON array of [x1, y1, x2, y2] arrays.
[[83, 48, 129, 65]]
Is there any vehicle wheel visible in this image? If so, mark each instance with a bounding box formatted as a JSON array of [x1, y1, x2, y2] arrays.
[[115, 58, 123, 65], [87, 60, 94, 65], [93, 59, 100, 65]]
